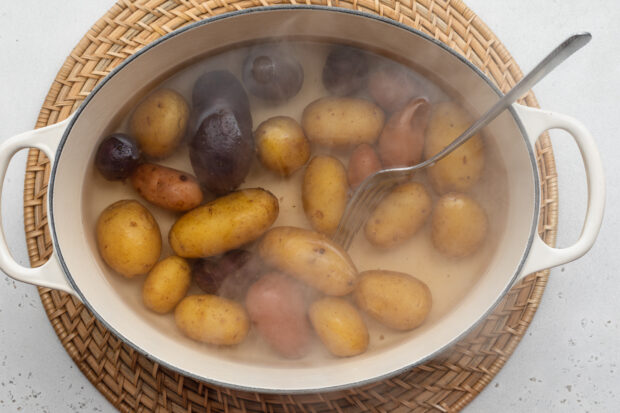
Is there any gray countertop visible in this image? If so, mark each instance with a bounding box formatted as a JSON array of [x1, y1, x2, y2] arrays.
[[1, 1, 618, 411]]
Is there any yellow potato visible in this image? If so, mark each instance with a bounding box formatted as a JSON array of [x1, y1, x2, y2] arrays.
[[169, 188, 279, 258], [301, 97, 385, 147], [309, 297, 369, 357], [129, 88, 189, 158], [424, 102, 485, 194], [142, 256, 191, 314], [354, 270, 432, 330], [364, 182, 432, 248], [255, 116, 310, 176], [174, 295, 249, 345], [96, 200, 161, 278], [258, 226, 357, 296], [302, 156, 348, 235], [431, 192, 488, 258]]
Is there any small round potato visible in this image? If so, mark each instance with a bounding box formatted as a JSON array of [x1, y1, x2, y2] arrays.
[[96, 200, 162, 278], [258, 226, 357, 296], [174, 295, 250, 345], [424, 102, 485, 194], [301, 97, 385, 147], [309, 297, 369, 357], [129, 88, 189, 158], [255, 116, 310, 176], [431, 193, 488, 258], [347, 143, 382, 189], [302, 156, 348, 236], [142, 256, 191, 314], [365, 182, 432, 248], [354, 270, 432, 330]]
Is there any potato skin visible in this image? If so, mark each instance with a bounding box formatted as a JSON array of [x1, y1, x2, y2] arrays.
[[309, 297, 369, 357], [302, 156, 348, 235], [301, 97, 385, 147], [129, 88, 189, 158], [96, 200, 161, 278], [255, 116, 310, 176], [431, 193, 488, 258], [365, 182, 432, 248], [354, 270, 432, 330], [347, 143, 382, 189], [258, 226, 357, 296], [131, 163, 203, 212], [142, 256, 191, 314], [174, 295, 249, 345], [424, 102, 484, 194], [245, 272, 311, 358], [169, 188, 278, 258]]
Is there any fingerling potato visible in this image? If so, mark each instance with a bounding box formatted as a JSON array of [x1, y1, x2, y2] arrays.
[[131, 163, 203, 212], [431, 192, 488, 258], [169, 188, 279, 258], [364, 182, 432, 248], [354, 270, 432, 330], [174, 295, 249, 345], [302, 156, 348, 235], [301, 97, 385, 147], [258, 226, 357, 296], [309, 297, 369, 357], [129, 88, 189, 158], [142, 256, 191, 314], [424, 102, 484, 194]]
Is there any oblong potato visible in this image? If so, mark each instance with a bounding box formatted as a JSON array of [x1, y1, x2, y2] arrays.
[[258, 226, 357, 296], [309, 297, 369, 357], [130, 88, 190, 158], [142, 256, 191, 314], [169, 188, 279, 258], [255, 116, 310, 176], [301, 97, 385, 146], [424, 102, 485, 194], [302, 156, 348, 235], [245, 272, 311, 359], [364, 182, 432, 248], [174, 295, 249, 345], [431, 192, 488, 258], [131, 163, 203, 212], [96, 200, 161, 278], [354, 270, 432, 330]]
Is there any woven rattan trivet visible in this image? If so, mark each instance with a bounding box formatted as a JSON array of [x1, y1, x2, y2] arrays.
[[24, 1, 558, 411]]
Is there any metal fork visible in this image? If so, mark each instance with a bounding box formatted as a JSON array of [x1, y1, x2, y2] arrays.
[[333, 32, 592, 249]]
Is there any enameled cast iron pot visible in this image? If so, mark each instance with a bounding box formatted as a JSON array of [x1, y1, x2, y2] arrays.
[[0, 6, 605, 393]]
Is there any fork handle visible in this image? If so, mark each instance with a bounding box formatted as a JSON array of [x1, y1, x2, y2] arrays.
[[421, 32, 592, 168]]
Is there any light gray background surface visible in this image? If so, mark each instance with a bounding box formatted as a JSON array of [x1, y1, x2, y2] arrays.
[[0, 1, 618, 411]]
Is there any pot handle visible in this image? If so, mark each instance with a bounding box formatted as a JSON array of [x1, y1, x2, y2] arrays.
[[515, 104, 605, 277], [0, 117, 77, 296]]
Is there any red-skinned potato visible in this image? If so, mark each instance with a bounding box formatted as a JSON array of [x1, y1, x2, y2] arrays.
[[245, 272, 311, 358], [368, 65, 421, 112], [378, 98, 431, 168], [131, 163, 203, 212], [347, 144, 382, 189]]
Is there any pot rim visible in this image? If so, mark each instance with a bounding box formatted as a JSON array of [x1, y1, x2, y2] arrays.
[[47, 5, 539, 393]]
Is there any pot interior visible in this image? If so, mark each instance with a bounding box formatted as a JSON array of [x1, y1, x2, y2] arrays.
[[51, 7, 537, 391]]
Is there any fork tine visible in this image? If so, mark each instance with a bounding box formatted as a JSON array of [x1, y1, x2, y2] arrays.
[[335, 175, 399, 249]]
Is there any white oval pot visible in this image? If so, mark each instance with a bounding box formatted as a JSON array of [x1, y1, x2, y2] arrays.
[[0, 6, 605, 393]]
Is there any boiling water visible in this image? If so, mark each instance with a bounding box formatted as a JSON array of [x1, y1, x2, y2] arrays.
[[82, 41, 509, 363]]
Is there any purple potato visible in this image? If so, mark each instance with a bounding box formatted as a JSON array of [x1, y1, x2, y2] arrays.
[[242, 45, 303, 102], [322, 46, 369, 96], [94, 133, 140, 180], [189, 107, 254, 195], [193, 249, 263, 299]]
